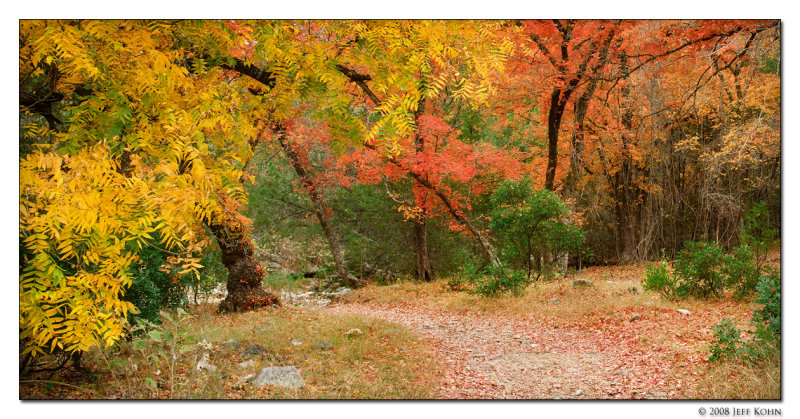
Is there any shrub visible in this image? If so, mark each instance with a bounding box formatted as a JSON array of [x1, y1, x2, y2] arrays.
[[673, 241, 725, 299], [462, 262, 528, 297], [708, 318, 742, 363], [707, 271, 781, 363], [643, 259, 674, 297], [124, 247, 187, 324], [752, 270, 781, 342], [489, 179, 585, 279], [721, 244, 760, 297]]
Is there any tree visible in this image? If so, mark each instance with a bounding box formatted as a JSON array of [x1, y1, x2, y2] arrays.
[[19, 20, 280, 356], [332, 20, 513, 271], [489, 179, 584, 279]]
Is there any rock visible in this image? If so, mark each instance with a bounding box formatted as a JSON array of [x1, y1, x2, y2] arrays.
[[329, 287, 352, 296], [628, 286, 639, 294], [241, 343, 269, 359], [221, 339, 241, 350], [574, 389, 584, 396], [314, 341, 333, 351], [238, 359, 254, 369], [196, 352, 217, 372], [345, 328, 363, 337], [573, 278, 594, 287], [630, 314, 641, 321], [548, 297, 561, 304], [677, 309, 691, 315], [252, 366, 305, 388], [613, 368, 633, 376], [233, 373, 255, 389], [290, 340, 303, 346]]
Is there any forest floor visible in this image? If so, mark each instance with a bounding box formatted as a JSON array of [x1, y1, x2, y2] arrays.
[[326, 259, 780, 399], [20, 254, 780, 400]]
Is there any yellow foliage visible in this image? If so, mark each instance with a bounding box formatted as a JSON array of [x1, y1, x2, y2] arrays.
[[19, 20, 265, 356]]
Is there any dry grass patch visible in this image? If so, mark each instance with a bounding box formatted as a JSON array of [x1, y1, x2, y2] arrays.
[[20, 304, 440, 400], [695, 353, 780, 399], [344, 263, 691, 324]]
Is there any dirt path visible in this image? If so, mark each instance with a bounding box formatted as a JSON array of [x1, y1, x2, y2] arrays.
[[325, 302, 691, 399]]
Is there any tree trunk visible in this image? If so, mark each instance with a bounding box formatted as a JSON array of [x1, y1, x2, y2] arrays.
[[413, 217, 434, 281], [275, 128, 362, 288], [612, 54, 648, 263], [211, 220, 279, 313], [411, 96, 434, 281], [545, 89, 568, 191]]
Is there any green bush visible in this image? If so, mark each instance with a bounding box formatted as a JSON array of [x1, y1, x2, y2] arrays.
[[707, 271, 781, 363], [489, 179, 585, 279], [124, 247, 187, 324], [461, 262, 528, 297], [721, 244, 760, 297], [708, 318, 742, 363], [753, 270, 781, 342], [642, 259, 674, 297], [673, 241, 725, 299]]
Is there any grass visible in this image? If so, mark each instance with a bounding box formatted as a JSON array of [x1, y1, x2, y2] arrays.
[[696, 350, 780, 399], [20, 304, 440, 399], [262, 272, 315, 292], [342, 263, 685, 323], [339, 262, 779, 399]]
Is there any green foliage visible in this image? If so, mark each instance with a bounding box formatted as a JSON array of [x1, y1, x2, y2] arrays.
[[131, 308, 200, 398], [740, 201, 778, 261], [707, 272, 780, 363], [642, 259, 674, 297], [752, 270, 781, 342], [123, 247, 187, 324], [721, 244, 760, 297], [673, 241, 725, 299], [489, 179, 585, 278], [461, 261, 528, 297], [708, 318, 742, 363]]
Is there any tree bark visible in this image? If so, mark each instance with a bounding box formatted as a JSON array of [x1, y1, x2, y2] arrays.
[[413, 217, 434, 281], [210, 218, 279, 313], [274, 126, 362, 288], [545, 88, 569, 191], [411, 96, 435, 281], [612, 54, 648, 263]]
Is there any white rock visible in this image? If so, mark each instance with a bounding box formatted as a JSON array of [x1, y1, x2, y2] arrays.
[[196, 352, 217, 372], [677, 309, 691, 315], [252, 366, 305, 388]]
